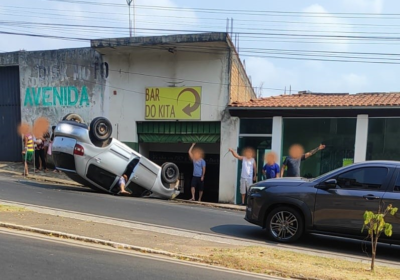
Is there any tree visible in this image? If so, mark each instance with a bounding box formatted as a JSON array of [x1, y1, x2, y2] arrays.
[[362, 204, 398, 271]]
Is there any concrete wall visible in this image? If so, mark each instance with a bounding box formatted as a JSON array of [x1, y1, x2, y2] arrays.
[[17, 48, 108, 126], [230, 53, 256, 103], [104, 45, 230, 142], [104, 44, 242, 203]]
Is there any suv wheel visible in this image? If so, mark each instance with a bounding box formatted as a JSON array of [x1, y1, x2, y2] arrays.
[[265, 206, 304, 243]]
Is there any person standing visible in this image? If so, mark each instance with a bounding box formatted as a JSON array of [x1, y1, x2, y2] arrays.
[[34, 134, 47, 172], [188, 143, 206, 202], [22, 133, 34, 176], [229, 147, 257, 205], [280, 144, 326, 178], [262, 151, 280, 179]]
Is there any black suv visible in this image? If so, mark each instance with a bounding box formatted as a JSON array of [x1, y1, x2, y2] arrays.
[[245, 161, 400, 243]]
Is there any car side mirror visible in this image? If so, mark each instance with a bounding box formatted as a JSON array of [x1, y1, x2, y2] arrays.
[[317, 179, 337, 190]]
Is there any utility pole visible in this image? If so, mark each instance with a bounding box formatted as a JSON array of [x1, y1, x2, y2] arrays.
[[132, 0, 136, 37], [126, 0, 133, 37]]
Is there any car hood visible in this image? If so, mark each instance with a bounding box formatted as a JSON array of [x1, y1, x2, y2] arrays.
[[260, 177, 311, 187]]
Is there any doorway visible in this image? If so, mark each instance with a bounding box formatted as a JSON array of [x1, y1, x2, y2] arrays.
[[236, 136, 272, 204]]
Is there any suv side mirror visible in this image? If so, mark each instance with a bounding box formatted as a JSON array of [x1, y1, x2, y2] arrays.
[[317, 178, 337, 190]]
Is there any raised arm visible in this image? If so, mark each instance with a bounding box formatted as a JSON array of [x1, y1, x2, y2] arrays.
[[228, 148, 243, 160], [304, 144, 326, 159], [188, 143, 196, 160]]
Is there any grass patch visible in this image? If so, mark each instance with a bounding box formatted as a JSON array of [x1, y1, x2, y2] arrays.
[[0, 205, 26, 212], [206, 247, 399, 280]]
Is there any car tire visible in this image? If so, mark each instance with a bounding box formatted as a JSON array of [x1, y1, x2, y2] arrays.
[[161, 162, 179, 184], [89, 117, 113, 142], [265, 206, 304, 243], [62, 113, 84, 123]]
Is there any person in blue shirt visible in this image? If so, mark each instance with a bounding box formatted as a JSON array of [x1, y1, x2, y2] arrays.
[[188, 143, 206, 201], [262, 152, 280, 179]]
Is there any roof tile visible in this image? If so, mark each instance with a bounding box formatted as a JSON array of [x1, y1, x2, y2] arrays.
[[229, 92, 400, 108]]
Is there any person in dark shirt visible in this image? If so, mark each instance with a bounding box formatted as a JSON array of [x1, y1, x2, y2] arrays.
[[281, 144, 325, 177]]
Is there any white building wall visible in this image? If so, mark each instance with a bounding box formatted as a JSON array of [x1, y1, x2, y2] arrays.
[[104, 45, 240, 202], [104, 47, 230, 142], [354, 114, 369, 163]]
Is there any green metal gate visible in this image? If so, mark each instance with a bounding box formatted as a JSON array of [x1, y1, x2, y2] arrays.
[[137, 122, 220, 143]]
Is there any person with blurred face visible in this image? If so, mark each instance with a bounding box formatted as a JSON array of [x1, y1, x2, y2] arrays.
[[281, 144, 326, 178], [262, 152, 280, 179], [229, 147, 257, 205], [188, 143, 206, 201]]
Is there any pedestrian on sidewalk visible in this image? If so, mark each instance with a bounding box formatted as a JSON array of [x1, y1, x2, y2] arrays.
[[22, 133, 34, 176], [49, 126, 60, 173], [43, 130, 50, 162], [188, 143, 206, 202], [280, 144, 325, 178], [34, 134, 47, 172], [262, 151, 280, 180], [228, 147, 257, 205]]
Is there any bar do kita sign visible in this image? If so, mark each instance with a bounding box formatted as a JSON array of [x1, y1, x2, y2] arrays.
[[145, 87, 202, 120]]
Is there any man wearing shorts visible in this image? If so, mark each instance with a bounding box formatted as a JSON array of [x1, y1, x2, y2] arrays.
[[229, 147, 257, 205], [22, 133, 34, 176], [188, 143, 206, 201]]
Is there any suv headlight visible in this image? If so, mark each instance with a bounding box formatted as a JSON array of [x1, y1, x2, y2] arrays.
[[250, 186, 266, 194]]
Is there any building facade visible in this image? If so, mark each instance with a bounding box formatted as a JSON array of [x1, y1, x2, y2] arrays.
[[229, 92, 400, 204], [0, 33, 255, 203]]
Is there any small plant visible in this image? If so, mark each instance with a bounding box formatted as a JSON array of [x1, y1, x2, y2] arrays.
[[362, 204, 398, 271]]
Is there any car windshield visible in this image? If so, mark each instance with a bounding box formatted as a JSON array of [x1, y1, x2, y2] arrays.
[[310, 165, 350, 182]]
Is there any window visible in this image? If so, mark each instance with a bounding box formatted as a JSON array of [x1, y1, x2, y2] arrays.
[[367, 118, 400, 161], [394, 174, 400, 192], [336, 167, 388, 190], [240, 119, 272, 134], [282, 118, 356, 178]]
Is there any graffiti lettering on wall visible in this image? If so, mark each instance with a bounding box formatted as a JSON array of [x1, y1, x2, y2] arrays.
[[23, 86, 90, 107]]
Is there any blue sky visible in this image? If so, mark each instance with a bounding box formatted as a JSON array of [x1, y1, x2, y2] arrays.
[[1, 0, 399, 96]]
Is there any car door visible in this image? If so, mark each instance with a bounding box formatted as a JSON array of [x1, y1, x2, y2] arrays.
[[127, 156, 159, 191], [381, 168, 400, 240], [314, 166, 392, 235], [85, 143, 133, 190]]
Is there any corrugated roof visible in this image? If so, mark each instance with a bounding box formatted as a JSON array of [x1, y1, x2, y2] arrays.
[[229, 92, 400, 108]]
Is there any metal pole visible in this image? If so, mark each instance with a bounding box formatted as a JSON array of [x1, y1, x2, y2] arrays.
[[133, 0, 136, 37], [129, 4, 132, 37]]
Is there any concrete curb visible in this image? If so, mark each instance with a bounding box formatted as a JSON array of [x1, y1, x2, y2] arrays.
[[0, 169, 83, 187], [0, 222, 203, 262], [173, 199, 245, 212]]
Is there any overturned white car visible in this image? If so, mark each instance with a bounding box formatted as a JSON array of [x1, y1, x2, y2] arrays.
[[52, 114, 180, 199]]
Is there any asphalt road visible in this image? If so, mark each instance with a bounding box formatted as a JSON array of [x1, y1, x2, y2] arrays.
[[1, 175, 400, 263], [0, 230, 275, 280]]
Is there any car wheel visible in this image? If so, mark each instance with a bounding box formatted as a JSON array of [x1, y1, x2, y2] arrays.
[[265, 206, 304, 243], [62, 113, 84, 123], [161, 162, 179, 184], [89, 117, 113, 142]]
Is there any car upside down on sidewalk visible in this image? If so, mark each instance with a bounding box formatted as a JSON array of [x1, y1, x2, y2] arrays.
[[51, 114, 180, 199]]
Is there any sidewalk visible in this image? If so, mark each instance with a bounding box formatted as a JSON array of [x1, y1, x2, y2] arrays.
[[0, 162, 245, 212], [0, 202, 398, 280]]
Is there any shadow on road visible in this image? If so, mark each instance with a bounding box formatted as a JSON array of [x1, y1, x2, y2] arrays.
[[16, 180, 95, 193]]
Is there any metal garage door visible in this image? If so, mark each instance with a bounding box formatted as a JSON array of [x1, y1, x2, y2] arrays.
[[0, 66, 21, 161]]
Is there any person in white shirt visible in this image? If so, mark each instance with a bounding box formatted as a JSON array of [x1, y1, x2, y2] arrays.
[[228, 147, 257, 205]]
